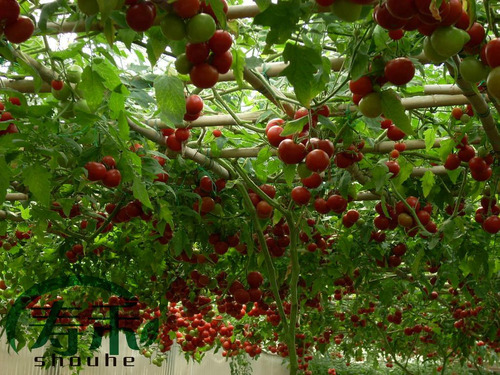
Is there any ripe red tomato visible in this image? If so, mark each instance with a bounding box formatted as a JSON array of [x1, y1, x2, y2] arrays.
[[173, 0, 200, 19], [103, 169, 121, 188], [291, 187, 311, 205], [374, 215, 390, 230], [200, 176, 213, 192], [256, 201, 273, 219], [374, 4, 407, 30], [306, 138, 335, 157], [451, 107, 463, 120], [247, 271, 263, 288], [444, 153, 461, 170], [85, 162, 107, 181], [186, 43, 210, 65], [485, 39, 500, 68], [327, 195, 347, 214], [126, 2, 156, 32], [175, 128, 191, 141], [190, 63, 219, 89], [200, 196, 215, 213], [213, 129, 222, 137], [4, 16, 35, 44], [392, 243, 407, 256], [349, 76, 373, 96], [51, 80, 64, 91], [390, 149, 400, 159], [211, 51, 233, 74], [388, 29, 404, 40], [387, 125, 406, 141], [260, 184, 276, 199], [457, 145, 475, 162], [385, 58, 415, 86], [266, 126, 285, 147], [394, 142, 406, 152], [385, 160, 400, 178], [465, 22, 485, 48], [386, 0, 416, 20], [302, 173, 322, 189], [278, 139, 306, 164], [441, 0, 463, 26], [167, 134, 182, 151], [314, 198, 330, 214], [209, 30, 232, 54], [186, 95, 204, 115], [305, 149, 330, 172], [417, 210, 431, 226], [483, 215, 500, 234], [0, 0, 20, 25], [102, 155, 116, 169]]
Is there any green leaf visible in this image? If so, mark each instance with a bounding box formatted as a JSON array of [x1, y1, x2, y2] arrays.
[[232, 49, 246, 88], [411, 248, 425, 277], [97, 0, 120, 21], [146, 27, 169, 67], [281, 116, 309, 136], [282, 44, 330, 108], [39, 0, 63, 31], [0, 157, 10, 206], [23, 164, 51, 207], [133, 177, 152, 209], [154, 75, 185, 125], [422, 170, 435, 198], [424, 128, 436, 152], [439, 139, 456, 161], [79, 66, 106, 112], [371, 164, 389, 193], [253, 1, 301, 45], [380, 90, 415, 136], [206, 0, 226, 27], [283, 164, 296, 186]]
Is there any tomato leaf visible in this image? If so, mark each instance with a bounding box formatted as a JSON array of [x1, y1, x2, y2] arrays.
[[79, 66, 106, 112], [133, 176, 152, 209], [281, 116, 308, 137], [380, 90, 415, 136], [422, 170, 435, 198], [253, 1, 301, 45], [154, 75, 186, 125], [232, 49, 246, 88], [283, 164, 296, 187], [424, 128, 436, 152], [206, 0, 227, 28], [0, 157, 10, 206], [22, 164, 51, 207]]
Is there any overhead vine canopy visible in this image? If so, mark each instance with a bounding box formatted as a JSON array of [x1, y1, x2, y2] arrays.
[[0, 0, 499, 374]]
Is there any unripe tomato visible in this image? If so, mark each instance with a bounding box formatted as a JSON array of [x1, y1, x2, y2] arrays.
[[187, 13, 216, 43], [358, 92, 382, 118], [161, 14, 186, 41]]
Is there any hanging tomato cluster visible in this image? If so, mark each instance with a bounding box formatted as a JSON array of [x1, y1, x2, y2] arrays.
[[0, 0, 34, 44]]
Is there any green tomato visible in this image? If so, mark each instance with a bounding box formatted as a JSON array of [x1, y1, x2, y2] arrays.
[[332, 0, 362, 22], [52, 83, 71, 101], [77, 0, 99, 16], [67, 65, 83, 84], [358, 92, 382, 118], [486, 67, 500, 100], [186, 13, 216, 43], [161, 14, 186, 41], [175, 54, 193, 75], [459, 57, 489, 83], [423, 37, 448, 64], [144, 351, 152, 358], [430, 26, 470, 58]]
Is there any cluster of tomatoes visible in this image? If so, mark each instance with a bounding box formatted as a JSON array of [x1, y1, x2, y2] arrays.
[[84, 156, 122, 188], [162, 0, 231, 89], [373, 197, 437, 238], [0, 99, 20, 136], [475, 196, 500, 234], [0, 0, 34, 44]]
